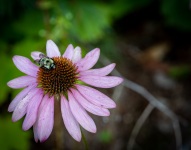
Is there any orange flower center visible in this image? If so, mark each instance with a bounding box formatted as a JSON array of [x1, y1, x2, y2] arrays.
[[37, 57, 78, 96]]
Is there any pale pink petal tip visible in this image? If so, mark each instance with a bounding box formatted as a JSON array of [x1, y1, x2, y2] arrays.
[[22, 91, 43, 131], [35, 96, 54, 143], [76, 85, 116, 109], [68, 92, 97, 133], [8, 84, 37, 112], [80, 63, 116, 76], [71, 89, 110, 116], [13, 55, 38, 77], [46, 40, 61, 57], [76, 48, 100, 71], [80, 76, 123, 88], [72, 46, 81, 63], [63, 44, 74, 59], [33, 125, 39, 142], [31, 51, 42, 60], [61, 96, 82, 142], [12, 88, 40, 122], [7, 76, 36, 89]]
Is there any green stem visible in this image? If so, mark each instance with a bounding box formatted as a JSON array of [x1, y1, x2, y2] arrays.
[[81, 130, 89, 150], [54, 94, 64, 150]]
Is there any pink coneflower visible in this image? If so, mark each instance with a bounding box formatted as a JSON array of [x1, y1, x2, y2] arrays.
[[7, 40, 123, 142]]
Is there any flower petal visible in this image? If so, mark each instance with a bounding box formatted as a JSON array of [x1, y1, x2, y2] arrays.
[[22, 90, 43, 131], [80, 63, 116, 76], [76, 48, 100, 71], [76, 85, 116, 108], [34, 95, 54, 142], [46, 40, 61, 57], [72, 46, 81, 63], [31, 51, 43, 60], [33, 123, 39, 142], [68, 92, 96, 133], [71, 89, 110, 116], [61, 96, 81, 142], [12, 88, 40, 122], [63, 44, 74, 60], [7, 76, 36, 89], [80, 76, 123, 88], [13, 56, 39, 77], [8, 84, 37, 112]]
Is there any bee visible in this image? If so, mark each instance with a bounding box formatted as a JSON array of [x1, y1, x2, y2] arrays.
[[35, 53, 55, 70]]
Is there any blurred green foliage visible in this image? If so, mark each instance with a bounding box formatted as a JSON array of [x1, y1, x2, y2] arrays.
[[161, 0, 191, 31], [98, 130, 113, 143], [0, 117, 30, 150], [169, 65, 191, 79], [0, 0, 190, 149]]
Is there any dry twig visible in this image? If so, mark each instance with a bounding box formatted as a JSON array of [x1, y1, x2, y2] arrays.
[[127, 103, 154, 150], [101, 56, 182, 150]]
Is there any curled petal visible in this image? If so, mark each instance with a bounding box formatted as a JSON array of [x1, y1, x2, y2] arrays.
[[80, 76, 123, 88], [71, 89, 110, 116], [8, 84, 37, 112], [12, 88, 40, 122], [80, 63, 116, 76], [68, 92, 96, 133], [22, 90, 43, 131], [76, 85, 116, 108], [63, 44, 74, 60], [34, 95, 54, 142], [13, 56, 39, 77], [72, 46, 81, 63], [61, 96, 81, 142], [76, 48, 100, 71], [46, 40, 61, 57], [7, 76, 36, 89], [31, 51, 43, 60]]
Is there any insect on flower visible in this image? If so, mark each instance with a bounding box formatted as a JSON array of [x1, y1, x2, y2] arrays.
[[35, 53, 55, 70], [7, 40, 123, 142]]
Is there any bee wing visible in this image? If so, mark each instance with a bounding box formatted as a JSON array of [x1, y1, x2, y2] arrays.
[[39, 53, 46, 58]]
